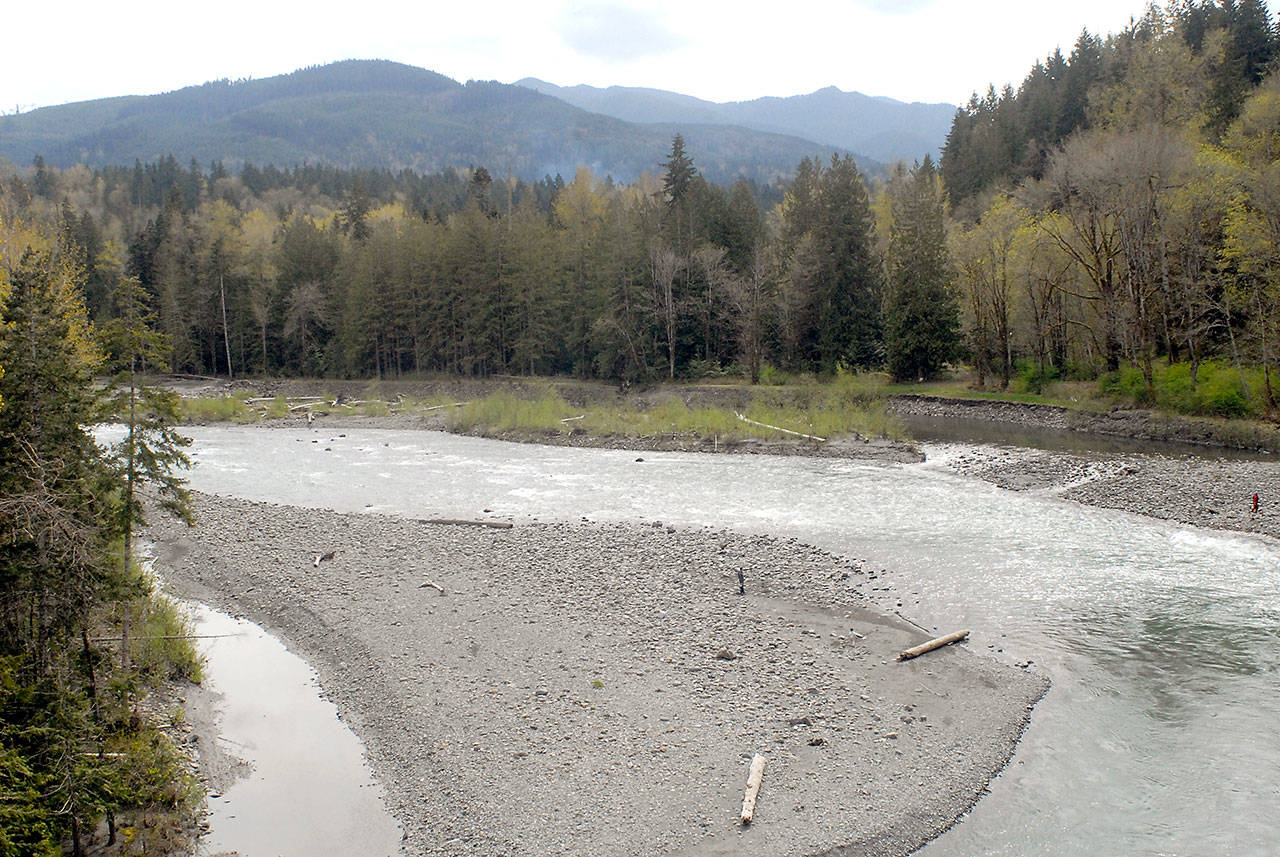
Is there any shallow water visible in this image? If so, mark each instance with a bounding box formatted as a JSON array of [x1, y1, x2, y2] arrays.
[[178, 425, 1280, 857], [188, 605, 402, 857]]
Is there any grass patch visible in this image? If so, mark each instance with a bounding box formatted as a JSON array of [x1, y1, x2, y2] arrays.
[[123, 587, 204, 685], [445, 384, 906, 443], [179, 394, 258, 422], [450, 390, 576, 432]]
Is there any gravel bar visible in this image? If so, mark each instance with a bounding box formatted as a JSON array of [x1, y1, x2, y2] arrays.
[[149, 494, 1046, 857]]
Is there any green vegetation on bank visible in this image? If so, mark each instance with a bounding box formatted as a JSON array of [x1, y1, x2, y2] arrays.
[[1, 251, 201, 855], [174, 352, 1280, 442], [177, 377, 907, 443]]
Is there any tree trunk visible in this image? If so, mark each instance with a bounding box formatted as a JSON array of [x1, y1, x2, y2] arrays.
[[220, 273, 234, 380]]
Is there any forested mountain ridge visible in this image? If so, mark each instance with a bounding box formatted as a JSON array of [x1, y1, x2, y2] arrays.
[[515, 78, 955, 165], [0, 60, 873, 184]]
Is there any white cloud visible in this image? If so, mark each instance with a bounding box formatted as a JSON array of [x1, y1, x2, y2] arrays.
[[557, 3, 687, 63]]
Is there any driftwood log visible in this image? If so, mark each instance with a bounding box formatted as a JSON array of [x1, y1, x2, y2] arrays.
[[418, 518, 514, 530], [734, 413, 826, 442], [898, 629, 970, 661], [740, 753, 767, 824]]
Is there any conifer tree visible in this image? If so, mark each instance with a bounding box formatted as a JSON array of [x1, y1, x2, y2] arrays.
[[883, 158, 960, 381]]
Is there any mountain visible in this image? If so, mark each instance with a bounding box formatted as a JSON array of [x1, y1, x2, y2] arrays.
[[0, 60, 874, 185], [515, 79, 956, 165]]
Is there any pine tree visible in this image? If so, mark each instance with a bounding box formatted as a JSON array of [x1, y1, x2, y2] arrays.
[[883, 158, 961, 381], [660, 134, 697, 211]]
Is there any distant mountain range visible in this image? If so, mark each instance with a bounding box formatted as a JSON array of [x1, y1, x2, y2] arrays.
[[0, 60, 955, 185], [515, 79, 955, 167]]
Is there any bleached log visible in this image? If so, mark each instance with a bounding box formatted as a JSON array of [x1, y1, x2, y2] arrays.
[[421, 402, 471, 412], [560, 415, 586, 423], [288, 402, 318, 412], [741, 753, 767, 824], [418, 518, 514, 530], [734, 413, 825, 442], [421, 580, 446, 594], [898, 629, 970, 661]]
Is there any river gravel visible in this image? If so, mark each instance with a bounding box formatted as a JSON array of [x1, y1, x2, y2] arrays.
[[938, 445, 1280, 538], [149, 495, 1046, 857]]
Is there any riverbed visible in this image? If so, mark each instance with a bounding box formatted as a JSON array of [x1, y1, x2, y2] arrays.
[[166, 424, 1279, 856]]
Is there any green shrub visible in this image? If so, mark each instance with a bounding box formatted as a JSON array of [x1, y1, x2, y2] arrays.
[[1098, 366, 1151, 403], [1099, 361, 1260, 417], [1014, 360, 1060, 395], [757, 364, 790, 386], [131, 591, 203, 684], [1189, 362, 1255, 417]]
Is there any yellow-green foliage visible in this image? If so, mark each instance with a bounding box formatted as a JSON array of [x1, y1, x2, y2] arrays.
[[125, 589, 203, 684], [450, 391, 576, 432], [105, 725, 201, 813], [446, 385, 905, 442], [1099, 361, 1262, 417], [179, 395, 256, 422], [261, 397, 290, 418]]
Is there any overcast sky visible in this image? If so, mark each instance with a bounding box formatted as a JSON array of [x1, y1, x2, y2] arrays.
[[6, 0, 1161, 113]]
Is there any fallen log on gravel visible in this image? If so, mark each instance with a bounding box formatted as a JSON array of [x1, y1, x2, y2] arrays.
[[741, 753, 767, 824], [899, 629, 970, 661], [418, 518, 514, 530], [734, 413, 826, 442]]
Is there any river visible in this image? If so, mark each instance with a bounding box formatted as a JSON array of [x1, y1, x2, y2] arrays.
[[177, 425, 1280, 857]]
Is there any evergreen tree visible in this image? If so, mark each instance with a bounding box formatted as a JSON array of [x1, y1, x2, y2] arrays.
[[884, 158, 960, 381], [660, 134, 697, 212], [0, 251, 109, 670], [782, 155, 881, 373], [98, 275, 194, 579]]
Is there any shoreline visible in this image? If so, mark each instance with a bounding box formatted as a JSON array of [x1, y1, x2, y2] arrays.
[[150, 494, 1047, 857], [228, 401, 1280, 541], [888, 396, 1280, 541], [168, 374, 1280, 541]]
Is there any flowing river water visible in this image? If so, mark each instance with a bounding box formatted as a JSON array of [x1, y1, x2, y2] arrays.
[[173, 425, 1279, 856]]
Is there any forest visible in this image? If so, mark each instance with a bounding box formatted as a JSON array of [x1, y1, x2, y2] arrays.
[[3, 3, 1279, 419]]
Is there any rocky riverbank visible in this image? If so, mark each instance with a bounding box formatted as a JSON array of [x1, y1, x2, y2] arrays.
[[930, 443, 1280, 540], [890, 395, 1280, 540], [149, 494, 1046, 857]]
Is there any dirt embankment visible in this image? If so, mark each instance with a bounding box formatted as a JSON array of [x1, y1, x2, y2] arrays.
[[151, 495, 1046, 857], [888, 393, 1280, 452]]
